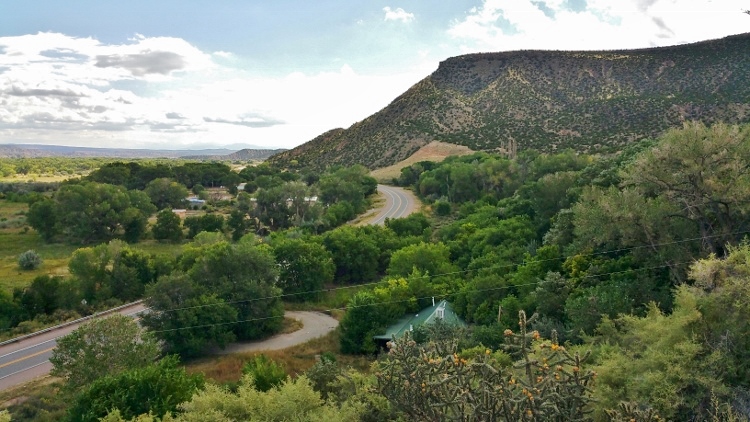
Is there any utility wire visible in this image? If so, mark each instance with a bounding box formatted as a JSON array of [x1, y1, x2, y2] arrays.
[[148, 229, 748, 315], [149, 260, 693, 333]]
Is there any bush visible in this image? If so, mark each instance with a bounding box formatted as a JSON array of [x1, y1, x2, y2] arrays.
[[434, 200, 451, 216], [66, 356, 204, 422], [242, 354, 287, 392], [305, 357, 342, 399], [18, 250, 42, 270]]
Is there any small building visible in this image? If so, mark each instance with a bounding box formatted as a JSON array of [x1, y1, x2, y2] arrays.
[[171, 209, 187, 219], [186, 197, 206, 207], [373, 300, 465, 347]]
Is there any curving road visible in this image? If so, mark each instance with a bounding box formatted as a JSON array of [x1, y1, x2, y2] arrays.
[[0, 303, 147, 391], [213, 311, 338, 355], [1, 185, 416, 392], [368, 184, 419, 225]]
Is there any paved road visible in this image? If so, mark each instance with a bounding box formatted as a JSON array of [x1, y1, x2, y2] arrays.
[[0, 303, 147, 391], [213, 311, 338, 355], [369, 184, 419, 225], [1, 185, 415, 392]]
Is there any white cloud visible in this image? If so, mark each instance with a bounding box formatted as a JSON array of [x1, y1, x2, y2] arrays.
[[383, 6, 415, 23], [449, 0, 749, 52], [0, 32, 428, 149]]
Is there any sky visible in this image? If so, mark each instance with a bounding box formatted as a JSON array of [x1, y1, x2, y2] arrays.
[[0, 1, 747, 150]]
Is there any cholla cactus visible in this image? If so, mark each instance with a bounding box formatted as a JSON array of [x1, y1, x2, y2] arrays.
[[375, 310, 596, 421]]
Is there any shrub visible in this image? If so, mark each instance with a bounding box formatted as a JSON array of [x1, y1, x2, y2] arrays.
[[18, 250, 42, 270], [434, 200, 451, 216], [242, 354, 287, 392]]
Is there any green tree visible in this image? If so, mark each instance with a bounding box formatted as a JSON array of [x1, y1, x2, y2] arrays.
[[49, 182, 155, 244], [339, 290, 399, 354], [144, 240, 284, 357], [152, 209, 183, 242], [26, 199, 58, 241], [16, 275, 62, 318], [621, 121, 750, 257], [184, 213, 225, 239], [188, 241, 283, 340], [272, 237, 334, 301], [50, 314, 161, 391], [108, 248, 155, 302], [227, 209, 249, 241], [387, 242, 457, 279], [0, 289, 20, 330], [385, 213, 431, 238], [323, 226, 380, 284], [66, 356, 204, 422], [121, 206, 149, 243], [68, 243, 113, 303], [144, 178, 189, 210], [142, 273, 237, 358], [690, 242, 750, 388]]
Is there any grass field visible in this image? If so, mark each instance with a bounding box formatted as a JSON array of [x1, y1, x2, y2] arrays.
[[0, 199, 190, 294], [0, 200, 77, 294], [0, 174, 76, 183]]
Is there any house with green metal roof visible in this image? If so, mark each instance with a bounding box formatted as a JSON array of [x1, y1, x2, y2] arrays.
[[373, 299, 465, 346]]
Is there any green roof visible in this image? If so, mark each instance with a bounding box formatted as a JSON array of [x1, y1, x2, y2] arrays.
[[373, 300, 465, 341]]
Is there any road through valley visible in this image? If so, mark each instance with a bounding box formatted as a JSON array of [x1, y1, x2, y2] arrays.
[[1, 184, 419, 391], [368, 184, 420, 224]]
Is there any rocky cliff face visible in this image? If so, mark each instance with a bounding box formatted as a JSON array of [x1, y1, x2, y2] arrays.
[[270, 33, 750, 170]]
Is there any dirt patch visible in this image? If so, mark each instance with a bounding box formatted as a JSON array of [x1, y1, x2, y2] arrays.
[[370, 141, 474, 182]]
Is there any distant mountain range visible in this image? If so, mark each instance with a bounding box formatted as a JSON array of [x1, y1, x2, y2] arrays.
[[269, 33, 750, 170], [0, 144, 285, 160]]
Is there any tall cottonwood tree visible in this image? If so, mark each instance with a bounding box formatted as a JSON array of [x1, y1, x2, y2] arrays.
[[50, 314, 161, 390]]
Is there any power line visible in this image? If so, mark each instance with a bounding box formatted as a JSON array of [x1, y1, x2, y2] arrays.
[[149, 260, 692, 334], [148, 229, 748, 315]]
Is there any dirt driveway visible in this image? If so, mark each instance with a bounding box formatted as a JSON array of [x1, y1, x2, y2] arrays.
[[213, 311, 339, 355]]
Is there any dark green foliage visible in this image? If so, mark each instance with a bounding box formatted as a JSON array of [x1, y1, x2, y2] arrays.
[[17, 249, 42, 270], [25, 199, 58, 241], [339, 291, 395, 354], [66, 356, 205, 422], [0, 289, 20, 330], [272, 237, 334, 301], [184, 213, 224, 238], [242, 354, 288, 392], [434, 200, 451, 216], [29, 182, 156, 244], [67, 242, 162, 306], [144, 177, 188, 210], [323, 226, 380, 284], [120, 206, 148, 243], [143, 240, 284, 357], [15, 275, 61, 318], [386, 242, 457, 279], [385, 212, 430, 237], [227, 208, 249, 241], [143, 274, 237, 358], [152, 209, 184, 242]]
